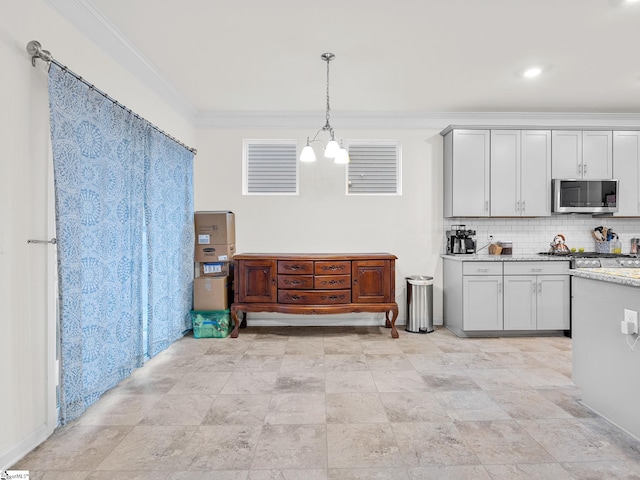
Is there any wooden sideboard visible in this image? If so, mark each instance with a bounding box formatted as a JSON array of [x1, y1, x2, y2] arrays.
[[230, 253, 399, 338]]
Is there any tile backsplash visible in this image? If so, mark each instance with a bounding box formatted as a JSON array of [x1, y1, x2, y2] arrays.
[[446, 216, 640, 255]]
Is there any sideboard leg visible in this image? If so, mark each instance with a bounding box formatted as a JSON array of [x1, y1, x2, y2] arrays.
[[389, 308, 399, 338], [230, 307, 241, 338], [240, 311, 247, 329]]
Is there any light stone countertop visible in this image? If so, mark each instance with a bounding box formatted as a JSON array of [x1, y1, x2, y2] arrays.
[[570, 268, 640, 288], [441, 254, 570, 262]]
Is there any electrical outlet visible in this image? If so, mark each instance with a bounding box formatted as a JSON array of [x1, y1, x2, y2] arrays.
[[622, 309, 638, 335]]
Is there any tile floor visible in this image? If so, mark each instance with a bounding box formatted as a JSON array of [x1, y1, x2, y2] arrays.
[[13, 325, 640, 479]]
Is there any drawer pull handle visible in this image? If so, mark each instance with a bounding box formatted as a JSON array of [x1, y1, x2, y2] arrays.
[[531, 268, 543, 272], [477, 268, 489, 272], [324, 265, 346, 271]]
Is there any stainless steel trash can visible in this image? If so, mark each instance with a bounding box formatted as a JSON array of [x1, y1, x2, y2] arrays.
[[405, 275, 434, 333]]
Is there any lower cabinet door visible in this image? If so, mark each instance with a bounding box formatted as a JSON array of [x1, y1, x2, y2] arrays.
[[537, 275, 570, 330], [462, 276, 503, 331], [503, 275, 537, 330]]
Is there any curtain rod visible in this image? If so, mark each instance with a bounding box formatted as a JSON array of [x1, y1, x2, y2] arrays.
[[26, 40, 197, 155]]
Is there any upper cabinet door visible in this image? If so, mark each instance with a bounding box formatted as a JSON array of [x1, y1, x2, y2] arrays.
[[490, 130, 550, 217], [552, 130, 612, 179], [582, 131, 613, 179], [444, 130, 490, 217], [490, 130, 520, 216], [520, 130, 551, 216], [551, 131, 582, 178], [613, 131, 640, 217]]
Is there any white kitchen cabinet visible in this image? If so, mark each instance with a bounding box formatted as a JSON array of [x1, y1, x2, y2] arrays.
[[443, 129, 490, 217], [613, 131, 640, 217], [536, 275, 570, 330], [491, 130, 551, 216], [463, 275, 503, 331], [504, 262, 570, 331], [503, 275, 536, 330], [443, 258, 569, 336], [552, 130, 612, 179]]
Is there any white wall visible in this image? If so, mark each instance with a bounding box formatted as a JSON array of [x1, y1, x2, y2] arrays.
[[194, 128, 445, 326], [0, 0, 196, 468]]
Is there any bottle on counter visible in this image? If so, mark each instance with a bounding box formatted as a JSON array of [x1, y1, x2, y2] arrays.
[[611, 239, 622, 254]]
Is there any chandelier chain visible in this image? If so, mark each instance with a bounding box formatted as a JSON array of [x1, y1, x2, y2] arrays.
[[325, 57, 331, 131]]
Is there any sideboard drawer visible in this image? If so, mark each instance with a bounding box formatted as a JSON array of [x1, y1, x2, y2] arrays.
[[278, 260, 314, 274], [314, 275, 351, 290], [277, 275, 314, 289], [278, 289, 352, 304], [315, 261, 351, 275]]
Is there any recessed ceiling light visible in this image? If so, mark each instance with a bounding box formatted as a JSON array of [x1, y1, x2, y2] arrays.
[[523, 67, 542, 78], [625, 0, 639, 4]]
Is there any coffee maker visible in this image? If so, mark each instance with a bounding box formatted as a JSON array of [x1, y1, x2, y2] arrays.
[[446, 225, 477, 254]]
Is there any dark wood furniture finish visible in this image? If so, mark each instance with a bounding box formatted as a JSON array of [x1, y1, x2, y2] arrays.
[[231, 253, 399, 338]]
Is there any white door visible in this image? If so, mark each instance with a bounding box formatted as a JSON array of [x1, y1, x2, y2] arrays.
[[582, 131, 613, 179], [613, 131, 640, 217], [537, 275, 570, 330], [552, 131, 582, 178], [521, 130, 551, 216], [463, 276, 503, 330], [503, 275, 537, 330], [490, 130, 520, 216], [452, 130, 490, 217]]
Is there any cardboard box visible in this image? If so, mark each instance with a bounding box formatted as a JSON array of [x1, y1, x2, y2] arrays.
[[194, 243, 236, 263], [193, 276, 229, 311], [198, 261, 230, 277], [195, 211, 235, 246]]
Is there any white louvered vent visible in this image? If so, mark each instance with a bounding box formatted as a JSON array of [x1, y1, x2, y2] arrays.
[[347, 142, 401, 195], [243, 140, 298, 195]]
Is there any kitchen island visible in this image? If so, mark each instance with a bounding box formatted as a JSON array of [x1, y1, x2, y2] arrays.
[[570, 267, 640, 439]]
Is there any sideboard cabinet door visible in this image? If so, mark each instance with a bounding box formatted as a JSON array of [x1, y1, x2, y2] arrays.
[[352, 260, 392, 303], [236, 259, 277, 303]]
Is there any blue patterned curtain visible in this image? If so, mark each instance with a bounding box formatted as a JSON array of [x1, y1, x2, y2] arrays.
[[144, 129, 194, 357], [48, 64, 194, 423]]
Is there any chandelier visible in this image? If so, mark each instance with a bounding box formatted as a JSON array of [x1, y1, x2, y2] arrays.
[[300, 53, 349, 164]]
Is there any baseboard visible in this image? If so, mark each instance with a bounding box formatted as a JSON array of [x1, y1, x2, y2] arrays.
[[0, 423, 53, 470]]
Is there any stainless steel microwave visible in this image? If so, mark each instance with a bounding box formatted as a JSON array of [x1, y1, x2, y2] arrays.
[[552, 179, 618, 214]]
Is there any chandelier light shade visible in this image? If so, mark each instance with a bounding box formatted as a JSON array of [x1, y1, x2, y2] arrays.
[[300, 137, 317, 162], [301, 52, 349, 164]]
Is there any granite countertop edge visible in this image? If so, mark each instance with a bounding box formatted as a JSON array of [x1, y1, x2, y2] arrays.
[[440, 254, 570, 262], [570, 269, 640, 287]]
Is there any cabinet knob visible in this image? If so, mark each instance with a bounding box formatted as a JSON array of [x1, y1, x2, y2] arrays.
[[522, 201, 525, 212]]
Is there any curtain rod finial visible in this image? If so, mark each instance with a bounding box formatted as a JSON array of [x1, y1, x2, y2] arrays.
[[27, 40, 52, 67]]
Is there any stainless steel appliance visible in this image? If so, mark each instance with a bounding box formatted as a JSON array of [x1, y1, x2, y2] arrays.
[[446, 225, 476, 254], [552, 179, 618, 214], [538, 251, 639, 268]]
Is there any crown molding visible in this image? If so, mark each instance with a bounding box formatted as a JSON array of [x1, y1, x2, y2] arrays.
[[196, 110, 640, 130], [43, 0, 197, 124]]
